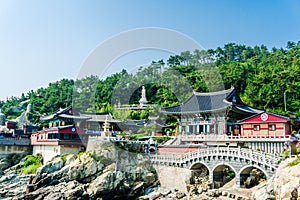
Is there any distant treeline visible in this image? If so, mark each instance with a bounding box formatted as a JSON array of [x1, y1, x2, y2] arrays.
[[0, 41, 299, 125]]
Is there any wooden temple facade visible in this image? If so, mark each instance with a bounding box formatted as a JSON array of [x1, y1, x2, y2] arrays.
[[161, 87, 263, 135]]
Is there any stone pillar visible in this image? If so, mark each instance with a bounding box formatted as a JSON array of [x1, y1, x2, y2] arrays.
[[209, 172, 214, 188], [236, 173, 240, 186]]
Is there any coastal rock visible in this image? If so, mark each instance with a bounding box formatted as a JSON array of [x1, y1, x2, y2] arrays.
[[252, 158, 300, 200], [65, 154, 77, 165], [2, 141, 159, 200], [36, 156, 64, 175]]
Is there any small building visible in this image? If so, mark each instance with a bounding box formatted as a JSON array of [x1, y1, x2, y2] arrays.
[[238, 112, 292, 138], [33, 106, 90, 163], [31, 125, 87, 164], [238, 112, 293, 154]]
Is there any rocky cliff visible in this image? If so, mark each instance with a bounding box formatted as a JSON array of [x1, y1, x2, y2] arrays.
[[252, 157, 300, 200], [0, 141, 158, 200]]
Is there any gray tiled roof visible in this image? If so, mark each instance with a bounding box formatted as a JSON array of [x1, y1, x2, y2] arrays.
[[161, 88, 235, 114], [40, 106, 73, 121], [79, 113, 122, 123]]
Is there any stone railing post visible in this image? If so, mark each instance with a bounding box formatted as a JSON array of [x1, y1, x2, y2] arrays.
[[263, 152, 266, 168], [250, 148, 253, 162]]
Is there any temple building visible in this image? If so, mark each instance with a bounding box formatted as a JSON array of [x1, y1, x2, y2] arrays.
[[31, 106, 90, 163], [160, 87, 296, 154], [238, 111, 293, 154], [31, 125, 87, 164], [78, 112, 122, 136], [161, 87, 263, 135], [238, 112, 291, 138], [40, 106, 90, 128], [121, 116, 173, 136]]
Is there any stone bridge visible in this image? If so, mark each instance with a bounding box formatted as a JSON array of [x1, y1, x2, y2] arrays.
[[149, 147, 282, 187]]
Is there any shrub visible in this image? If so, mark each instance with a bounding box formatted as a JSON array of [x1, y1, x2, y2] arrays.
[[130, 134, 146, 140], [288, 156, 300, 167], [22, 163, 42, 174], [283, 149, 290, 159], [153, 136, 171, 143], [22, 154, 43, 174], [61, 154, 71, 164]]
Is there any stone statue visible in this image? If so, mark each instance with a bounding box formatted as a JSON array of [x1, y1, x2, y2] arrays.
[[139, 86, 148, 107], [102, 116, 111, 137]]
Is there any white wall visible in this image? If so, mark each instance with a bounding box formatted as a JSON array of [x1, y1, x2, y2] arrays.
[[33, 145, 83, 164], [33, 145, 59, 164]]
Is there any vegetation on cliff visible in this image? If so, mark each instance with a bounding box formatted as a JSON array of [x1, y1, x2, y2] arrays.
[[22, 154, 43, 174]]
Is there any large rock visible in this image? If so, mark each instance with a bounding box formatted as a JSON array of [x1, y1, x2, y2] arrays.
[[6, 141, 158, 200], [36, 157, 64, 175], [252, 157, 300, 200]]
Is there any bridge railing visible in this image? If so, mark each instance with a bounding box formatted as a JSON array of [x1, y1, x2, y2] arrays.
[[149, 147, 281, 169], [178, 134, 290, 142]]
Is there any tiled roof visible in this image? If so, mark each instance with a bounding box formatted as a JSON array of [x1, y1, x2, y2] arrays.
[[40, 105, 73, 121], [238, 111, 290, 124], [161, 88, 235, 114], [79, 112, 122, 123], [120, 117, 172, 132]]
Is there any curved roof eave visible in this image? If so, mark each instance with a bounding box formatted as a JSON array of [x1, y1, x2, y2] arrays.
[[161, 106, 229, 115]]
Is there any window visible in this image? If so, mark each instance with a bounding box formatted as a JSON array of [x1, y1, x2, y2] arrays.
[[253, 125, 260, 131], [269, 124, 276, 131]]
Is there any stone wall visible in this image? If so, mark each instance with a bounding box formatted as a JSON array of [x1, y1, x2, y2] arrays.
[[154, 165, 191, 192], [33, 145, 58, 164], [33, 145, 84, 164]]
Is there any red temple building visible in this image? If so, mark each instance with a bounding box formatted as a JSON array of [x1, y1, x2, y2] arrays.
[[238, 112, 291, 138], [31, 106, 90, 163]]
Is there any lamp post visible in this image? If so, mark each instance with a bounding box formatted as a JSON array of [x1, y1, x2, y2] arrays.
[[284, 92, 287, 112]]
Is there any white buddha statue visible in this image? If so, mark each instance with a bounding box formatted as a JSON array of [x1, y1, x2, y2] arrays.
[[139, 86, 148, 107]]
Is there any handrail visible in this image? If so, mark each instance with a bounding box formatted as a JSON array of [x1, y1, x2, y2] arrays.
[[149, 147, 281, 169], [178, 134, 291, 142]]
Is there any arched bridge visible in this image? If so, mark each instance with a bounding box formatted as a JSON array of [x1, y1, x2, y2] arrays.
[[149, 147, 282, 187]]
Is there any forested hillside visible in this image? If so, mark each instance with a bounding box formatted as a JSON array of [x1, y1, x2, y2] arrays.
[[0, 41, 299, 125]]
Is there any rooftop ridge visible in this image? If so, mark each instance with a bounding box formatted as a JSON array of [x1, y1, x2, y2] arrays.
[[193, 87, 234, 96]]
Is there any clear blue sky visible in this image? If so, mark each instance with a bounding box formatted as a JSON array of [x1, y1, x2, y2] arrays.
[[0, 0, 299, 100]]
